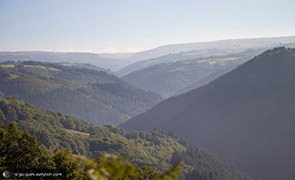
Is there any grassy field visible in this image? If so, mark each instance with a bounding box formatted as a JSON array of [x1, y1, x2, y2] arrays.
[[23, 64, 61, 71], [64, 128, 90, 136], [0, 64, 15, 68], [9, 73, 19, 79], [0, 64, 61, 71], [198, 57, 239, 64]]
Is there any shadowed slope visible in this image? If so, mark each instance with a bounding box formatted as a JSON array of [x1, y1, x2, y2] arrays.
[[120, 47, 295, 180]]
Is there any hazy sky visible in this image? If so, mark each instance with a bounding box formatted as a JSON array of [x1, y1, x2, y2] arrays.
[[0, 0, 294, 53]]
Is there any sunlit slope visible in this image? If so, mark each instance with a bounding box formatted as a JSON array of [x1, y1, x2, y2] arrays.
[[0, 61, 161, 125]]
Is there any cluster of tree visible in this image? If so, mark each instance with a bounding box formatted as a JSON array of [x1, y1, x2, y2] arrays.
[[0, 122, 182, 180], [0, 61, 161, 125], [0, 122, 86, 179], [0, 96, 252, 180]]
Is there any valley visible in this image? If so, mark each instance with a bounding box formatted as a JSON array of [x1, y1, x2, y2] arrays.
[[1, 32, 294, 180], [121, 47, 295, 180]]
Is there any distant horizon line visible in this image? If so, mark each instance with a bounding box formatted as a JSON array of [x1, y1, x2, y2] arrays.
[[1, 35, 294, 54]]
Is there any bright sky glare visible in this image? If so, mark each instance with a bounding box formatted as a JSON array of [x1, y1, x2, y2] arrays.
[[0, 0, 294, 53]]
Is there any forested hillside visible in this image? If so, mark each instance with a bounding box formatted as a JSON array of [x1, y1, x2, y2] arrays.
[[0, 95, 252, 180], [0, 61, 161, 125], [0, 122, 184, 180], [0, 51, 133, 71], [120, 47, 295, 180], [123, 50, 259, 97]]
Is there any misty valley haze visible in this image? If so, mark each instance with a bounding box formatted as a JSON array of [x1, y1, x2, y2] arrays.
[[1, 1, 295, 179], [1, 37, 295, 179]]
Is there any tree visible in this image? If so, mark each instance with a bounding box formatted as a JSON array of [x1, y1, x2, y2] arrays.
[[53, 149, 87, 180], [84, 154, 181, 180], [155, 163, 182, 180], [0, 122, 54, 169], [132, 166, 159, 180], [88, 154, 136, 180]]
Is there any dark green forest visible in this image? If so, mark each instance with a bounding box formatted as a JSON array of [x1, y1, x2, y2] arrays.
[[0, 95, 252, 180], [0, 61, 161, 125], [121, 47, 295, 180]]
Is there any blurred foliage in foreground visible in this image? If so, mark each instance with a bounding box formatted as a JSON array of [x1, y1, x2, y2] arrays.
[[0, 123, 181, 180]]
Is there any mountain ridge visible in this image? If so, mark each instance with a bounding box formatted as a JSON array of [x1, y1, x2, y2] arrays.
[[122, 36, 295, 72], [0, 51, 136, 71], [122, 49, 262, 97], [120, 47, 295, 180]]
